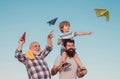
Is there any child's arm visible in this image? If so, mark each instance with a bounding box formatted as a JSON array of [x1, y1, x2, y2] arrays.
[[75, 32, 92, 36]]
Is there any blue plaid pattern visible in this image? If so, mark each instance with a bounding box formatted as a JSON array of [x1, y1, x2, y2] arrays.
[[15, 46, 52, 79]]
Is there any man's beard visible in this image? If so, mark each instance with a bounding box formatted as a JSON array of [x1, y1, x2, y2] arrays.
[[66, 48, 76, 58], [32, 50, 40, 56]]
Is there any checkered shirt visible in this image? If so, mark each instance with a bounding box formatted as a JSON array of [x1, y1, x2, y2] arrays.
[[15, 46, 52, 79]]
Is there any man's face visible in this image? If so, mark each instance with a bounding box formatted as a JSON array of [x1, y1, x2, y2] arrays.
[[30, 42, 41, 55], [65, 42, 76, 57]]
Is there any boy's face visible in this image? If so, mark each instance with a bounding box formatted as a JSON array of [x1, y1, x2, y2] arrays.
[[62, 25, 70, 33]]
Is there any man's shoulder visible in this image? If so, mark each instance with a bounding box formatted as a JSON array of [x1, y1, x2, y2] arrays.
[[56, 55, 62, 59]]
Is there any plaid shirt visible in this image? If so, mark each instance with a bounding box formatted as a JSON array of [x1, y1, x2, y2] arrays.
[[15, 46, 52, 79]]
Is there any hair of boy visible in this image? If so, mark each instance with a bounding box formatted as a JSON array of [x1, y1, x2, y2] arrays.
[[59, 21, 70, 33]]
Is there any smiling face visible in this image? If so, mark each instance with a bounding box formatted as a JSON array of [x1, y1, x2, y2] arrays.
[[59, 21, 70, 33], [62, 25, 70, 33], [65, 42, 76, 57], [29, 41, 41, 55], [63, 39, 76, 57]]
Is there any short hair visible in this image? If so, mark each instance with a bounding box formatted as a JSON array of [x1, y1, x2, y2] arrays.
[[59, 21, 70, 33], [29, 41, 39, 49], [63, 39, 74, 47]]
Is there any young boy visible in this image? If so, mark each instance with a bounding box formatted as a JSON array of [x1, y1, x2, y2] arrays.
[[57, 21, 92, 70]]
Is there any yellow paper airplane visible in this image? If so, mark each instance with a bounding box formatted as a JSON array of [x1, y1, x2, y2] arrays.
[[94, 8, 109, 22]]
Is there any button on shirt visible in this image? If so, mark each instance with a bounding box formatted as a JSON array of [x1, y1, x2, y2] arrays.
[[15, 46, 52, 79]]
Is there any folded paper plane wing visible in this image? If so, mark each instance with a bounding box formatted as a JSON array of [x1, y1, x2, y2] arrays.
[[47, 17, 58, 26], [94, 8, 109, 21], [20, 32, 26, 42]]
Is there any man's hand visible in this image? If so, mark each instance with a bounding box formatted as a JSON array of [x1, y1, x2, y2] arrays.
[[47, 30, 54, 48], [18, 38, 25, 45], [17, 38, 25, 51], [48, 30, 54, 39]]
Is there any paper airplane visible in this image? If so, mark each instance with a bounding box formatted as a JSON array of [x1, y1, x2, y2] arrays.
[[94, 8, 109, 21], [20, 32, 26, 42], [47, 17, 58, 26]]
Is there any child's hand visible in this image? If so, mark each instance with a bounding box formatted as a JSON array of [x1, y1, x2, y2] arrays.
[[57, 39, 62, 45], [88, 32, 92, 35]]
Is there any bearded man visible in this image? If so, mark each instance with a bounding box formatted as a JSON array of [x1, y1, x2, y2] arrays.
[[51, 39, 87, 79]]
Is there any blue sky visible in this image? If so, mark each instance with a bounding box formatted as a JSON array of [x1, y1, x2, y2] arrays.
[[0, 0, 120, 79]]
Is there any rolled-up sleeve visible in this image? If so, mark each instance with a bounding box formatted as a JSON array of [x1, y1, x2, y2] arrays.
[[40, 45, 53, 59], [15, 49, 26, 63]]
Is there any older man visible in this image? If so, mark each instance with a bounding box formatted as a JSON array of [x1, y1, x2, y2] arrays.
[[15, 31, 53, 79]]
